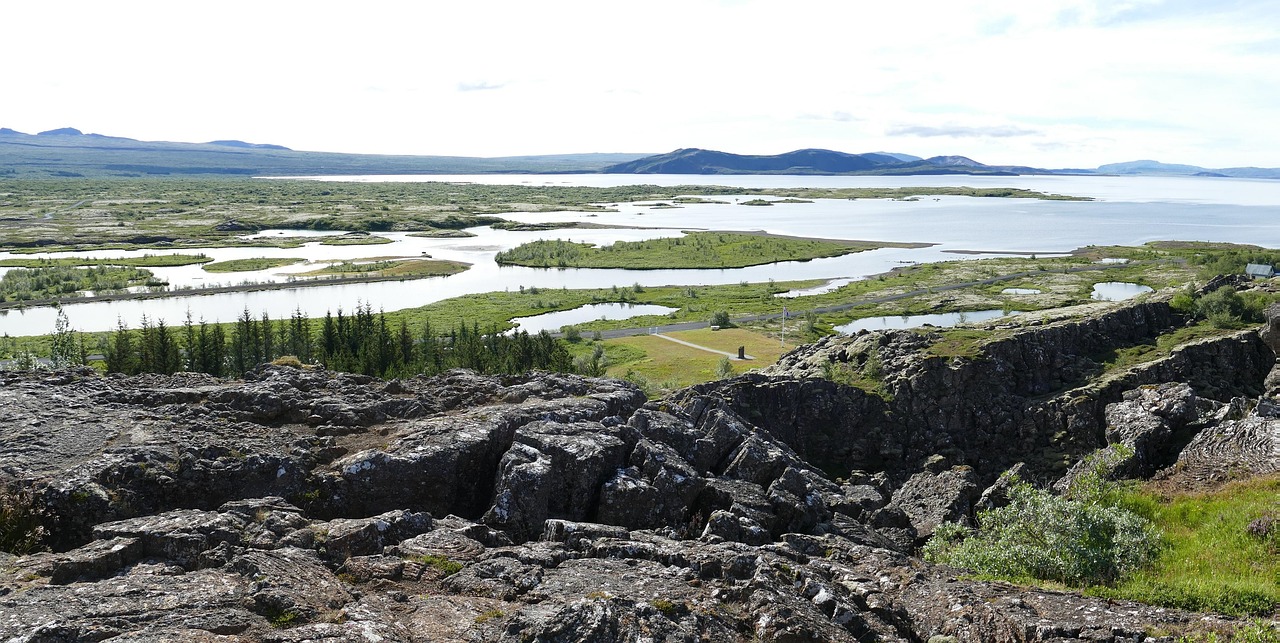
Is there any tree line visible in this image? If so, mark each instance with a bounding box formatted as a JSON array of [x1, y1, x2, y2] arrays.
[[52, 304, 576, 378]]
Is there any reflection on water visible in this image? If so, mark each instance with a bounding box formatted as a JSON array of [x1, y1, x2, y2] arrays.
[[508, 303, 678, 333], [1001, 288, 1042, 294], [1091, 282, 1153, 301], [835, 309, 1017, 334]]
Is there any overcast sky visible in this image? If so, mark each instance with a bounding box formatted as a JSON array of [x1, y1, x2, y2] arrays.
[[5, 0, 1277, 168]]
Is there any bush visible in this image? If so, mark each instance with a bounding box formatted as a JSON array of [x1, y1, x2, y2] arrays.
[[923, 481, 1160, 586], [715, 356, 733, 379], [0, 486, 47, 554], [710, 311, 732, 328], [271, 355, 304, 368]]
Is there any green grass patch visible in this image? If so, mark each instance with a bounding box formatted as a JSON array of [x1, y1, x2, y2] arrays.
[[295, 259, 468, 278], [1089, 476, 1280, 616], [406, 228, 476, 238], [1097, 321, 1244, 373], [202, 257, 306, 273], [495, 231, 918, 269], [411, 554, 464, 577], [924, 328, 997, 359], [318, 234, 394, 246], [0, 254, 212, 268]]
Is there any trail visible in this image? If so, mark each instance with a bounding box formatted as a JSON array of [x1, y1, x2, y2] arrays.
[[650, 333, 756, 360]]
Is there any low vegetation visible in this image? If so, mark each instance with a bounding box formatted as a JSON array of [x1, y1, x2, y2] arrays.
[[202, 257, 306, 273], [0, 485, 46, 554], [318, 234, 394, 246], [494, 232, 907, 269], [923, 476, 1161, 586], [295, 258, 469, 278], [1091, 475, 1280, 616], [0, 254, 211, 268], [925, 456, 1280, 618], [0, 264, 161, 302]]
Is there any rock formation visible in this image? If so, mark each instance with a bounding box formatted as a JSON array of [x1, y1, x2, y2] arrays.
[[1, 296, 1276, 641]]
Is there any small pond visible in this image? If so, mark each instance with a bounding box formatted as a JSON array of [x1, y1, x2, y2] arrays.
[[508, 303, 678, 334], [1091, 282, 1153, 301], [774, 278, 857, 298], [1001, 288, 1042, 295], [835, 309, 1016, 334]]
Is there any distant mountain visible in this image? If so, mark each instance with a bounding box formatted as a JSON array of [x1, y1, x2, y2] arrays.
[[0, 128, 652, 178], [4, 128, 1279, 180], [1092, 159, 1280, 179], [602, 148, 1029, 176], [206, 139, 292, 151]]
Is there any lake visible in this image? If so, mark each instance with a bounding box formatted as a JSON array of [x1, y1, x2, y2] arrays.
[[4, 174, 1279, 337]]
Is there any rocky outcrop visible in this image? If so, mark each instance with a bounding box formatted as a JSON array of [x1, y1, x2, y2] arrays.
[[1, 295, 1277, 640], [733, 298, 1274, 486]]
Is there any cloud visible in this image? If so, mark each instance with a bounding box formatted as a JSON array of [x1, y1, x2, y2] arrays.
[[457, 81, 507, 92], [886, 124, 1040, 138], [797, 111, 861, 122]]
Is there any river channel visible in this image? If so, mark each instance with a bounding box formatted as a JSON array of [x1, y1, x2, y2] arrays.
[[3, 174, 1279, 337]]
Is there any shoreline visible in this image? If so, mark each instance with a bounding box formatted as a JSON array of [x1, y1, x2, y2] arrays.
[[0, 268, 469, 312]]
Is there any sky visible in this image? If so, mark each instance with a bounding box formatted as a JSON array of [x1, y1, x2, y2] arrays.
[[4, 0, 1278, 168]]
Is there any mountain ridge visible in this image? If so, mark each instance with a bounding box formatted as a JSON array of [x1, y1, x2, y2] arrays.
[[2, 127, 1278, 179]]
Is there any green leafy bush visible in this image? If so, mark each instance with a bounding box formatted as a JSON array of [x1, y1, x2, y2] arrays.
[[923, 481, 1160, 586]]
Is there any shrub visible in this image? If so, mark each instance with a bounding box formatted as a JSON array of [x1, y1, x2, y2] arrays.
[[0, 486, 47, 554], [715, 356, 733, 379], [271, 355, 304, 368], [923, 481, 1160, 586], [709, 310, 732, 328]]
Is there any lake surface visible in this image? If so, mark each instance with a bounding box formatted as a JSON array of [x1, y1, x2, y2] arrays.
[[835, 309, 1017, 334], [1091, 282, 1155, 301], [508, 303, 678, 334], [5, 174, 1279, 337]]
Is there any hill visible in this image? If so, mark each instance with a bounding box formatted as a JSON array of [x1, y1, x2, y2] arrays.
[[602, 148, 1034, 176], [1095, 159, 1280, 179], [0, 128, 650, 178]]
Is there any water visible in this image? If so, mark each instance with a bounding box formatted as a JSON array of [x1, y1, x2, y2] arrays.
[[1091, 282, 1154, 301], [835, 309, 1017, 334], [5, 174, 1279, 337], [1001, 288, 1042, 295], [775, 278, 858, 298], [508, 303, 678, 334]]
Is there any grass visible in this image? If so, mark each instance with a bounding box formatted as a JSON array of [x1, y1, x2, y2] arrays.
[[494, 231, 917, 269], [1097, 321, 1243, 373], [0, 254, 212, 268], [294, 258, 469, 278], [923, 328, 999, 359], [592, 327, 797, 395], [1087, 475, 1280, 616], [411, 554, 464, 577], [202, 257, 306, 273], [318, 234, 394, 246]]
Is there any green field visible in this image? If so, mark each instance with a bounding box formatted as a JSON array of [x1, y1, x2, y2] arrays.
[[202, 257, 306, 273], [597, 327, 798, 395], [1089, 476, 1280, 616], [494, 232, 920, 269], [0, 254, 212, 268], [295, 258, 469, 278]]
